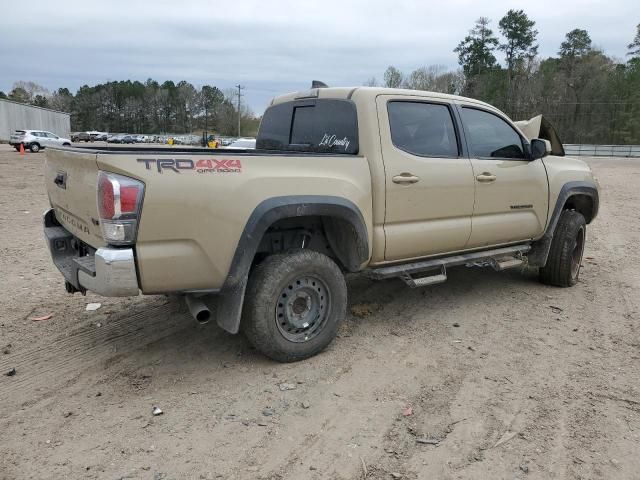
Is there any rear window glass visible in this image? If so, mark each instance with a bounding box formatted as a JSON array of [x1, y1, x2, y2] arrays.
[[257, 99, 359, 154], [388, 101, 459, 157]]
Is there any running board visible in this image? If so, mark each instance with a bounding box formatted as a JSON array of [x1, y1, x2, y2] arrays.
[[400, 266, 448, 288], [365, 244, 530, 284], [490, 257, 525, 271]]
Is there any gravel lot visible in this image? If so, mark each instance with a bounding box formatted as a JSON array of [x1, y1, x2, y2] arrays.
[[1, 143, 639, 480]]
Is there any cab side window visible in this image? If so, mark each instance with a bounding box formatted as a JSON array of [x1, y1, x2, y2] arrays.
[[388, 101, 459, 157], [461, 107, 525, 159]]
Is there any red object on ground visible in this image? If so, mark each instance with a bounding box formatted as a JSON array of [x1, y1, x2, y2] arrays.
[[19, 143, 25, 155]]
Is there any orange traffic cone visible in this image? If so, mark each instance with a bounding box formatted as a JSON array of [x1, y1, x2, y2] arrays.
[[19, 143, 25, 156]]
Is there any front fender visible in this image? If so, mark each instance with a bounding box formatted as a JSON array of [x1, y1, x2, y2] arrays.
[[528, 181, 599, 267]]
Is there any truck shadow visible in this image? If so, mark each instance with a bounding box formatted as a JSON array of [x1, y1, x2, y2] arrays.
[[97, 264, 544, 373], [4, 264, 547, 410]]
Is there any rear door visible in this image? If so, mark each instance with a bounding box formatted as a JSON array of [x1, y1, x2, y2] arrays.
[[458, 105, 548, 248], [10, 130, 25, 144], [377, 95, 475, 261]]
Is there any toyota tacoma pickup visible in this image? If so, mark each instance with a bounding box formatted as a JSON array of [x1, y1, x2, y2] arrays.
[[43, 85, 599, 362]]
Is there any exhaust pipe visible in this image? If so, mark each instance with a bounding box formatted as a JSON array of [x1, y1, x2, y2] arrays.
[[185, 295, 212, 324]]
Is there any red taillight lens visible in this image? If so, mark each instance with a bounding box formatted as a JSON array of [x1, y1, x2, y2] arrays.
[[120, 185, 140, 214], [97, 171, 145, 245], [98, 174, 115, 219]]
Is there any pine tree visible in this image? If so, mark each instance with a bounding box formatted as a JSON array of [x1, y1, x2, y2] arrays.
[[454, 17, 500, 76]]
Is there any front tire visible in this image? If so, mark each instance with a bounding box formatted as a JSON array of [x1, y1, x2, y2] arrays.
[[29, 143, 40, 153], [539, 210, 586, 287], [242, 249, 347, 362]]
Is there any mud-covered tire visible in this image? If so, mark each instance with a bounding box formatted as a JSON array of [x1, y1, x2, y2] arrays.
[[539, 210, 586, 287], [242, 249, 347, 362]]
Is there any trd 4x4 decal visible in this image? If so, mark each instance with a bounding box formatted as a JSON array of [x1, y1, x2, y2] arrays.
[[137, 158, 242, 173]]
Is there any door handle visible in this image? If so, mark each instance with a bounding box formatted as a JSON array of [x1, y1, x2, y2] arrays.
[[476, 172, 497, 183], [392, 173, 420, 184]]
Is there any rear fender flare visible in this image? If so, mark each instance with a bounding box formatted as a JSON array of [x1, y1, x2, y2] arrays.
[[216, 195, 369, 333]]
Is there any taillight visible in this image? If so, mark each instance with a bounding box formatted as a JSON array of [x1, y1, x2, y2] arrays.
[[97, 171, 144, 245]]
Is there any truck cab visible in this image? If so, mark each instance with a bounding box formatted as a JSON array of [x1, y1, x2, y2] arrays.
[[43, 86, 599, 362]]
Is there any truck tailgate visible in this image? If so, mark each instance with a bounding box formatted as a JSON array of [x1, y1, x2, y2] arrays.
[[45, 148, 106, 248]]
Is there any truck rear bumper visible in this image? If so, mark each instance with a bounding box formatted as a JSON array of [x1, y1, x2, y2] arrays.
[[44, 208, 140, 297]]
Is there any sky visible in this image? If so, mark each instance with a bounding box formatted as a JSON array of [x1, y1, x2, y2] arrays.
[[0, 0, 637, 114]]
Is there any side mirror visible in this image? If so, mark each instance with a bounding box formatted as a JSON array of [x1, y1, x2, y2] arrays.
[[531, 138, 551, 160]]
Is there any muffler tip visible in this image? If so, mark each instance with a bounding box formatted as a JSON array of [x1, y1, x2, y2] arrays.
[[185, 295, 212, 324], [195, 309, 211, 323]]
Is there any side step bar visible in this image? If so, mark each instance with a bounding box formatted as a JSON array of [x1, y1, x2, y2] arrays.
[[400, 266, 448, 288], [365, 244, 530, 288]]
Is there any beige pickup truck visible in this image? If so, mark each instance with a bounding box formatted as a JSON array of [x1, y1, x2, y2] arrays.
[[43, 86, 599, 362]]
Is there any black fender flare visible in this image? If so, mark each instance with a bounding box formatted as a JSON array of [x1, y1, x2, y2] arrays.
[[216, 195, 369, 333], [528, 181, 599, 267]]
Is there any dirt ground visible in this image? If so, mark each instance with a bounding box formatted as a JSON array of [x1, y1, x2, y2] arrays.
[[1, 143, 639, 480]]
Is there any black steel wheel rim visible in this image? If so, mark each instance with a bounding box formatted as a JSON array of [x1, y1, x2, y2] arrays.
[[570, 226, 585, 279], [275, 275, 330, 343]]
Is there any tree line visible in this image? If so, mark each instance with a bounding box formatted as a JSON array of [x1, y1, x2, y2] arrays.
[[2, 16, 639, 143], [0, 79, 260, 136], [368, 16, 640, 144]]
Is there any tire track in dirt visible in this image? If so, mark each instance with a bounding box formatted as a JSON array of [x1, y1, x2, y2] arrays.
[[0, 298, 189, 408]]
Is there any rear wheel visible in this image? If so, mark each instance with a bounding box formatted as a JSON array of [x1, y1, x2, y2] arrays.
[[29, 143, 40, 153], [242, 249, 347, 362], [539, 210, 586, 287]]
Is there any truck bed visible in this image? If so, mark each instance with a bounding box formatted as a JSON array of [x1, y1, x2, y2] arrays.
[[44, 145, 373, 294]]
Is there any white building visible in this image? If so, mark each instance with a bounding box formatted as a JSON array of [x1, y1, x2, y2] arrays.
[[0, 99, 71, 141]]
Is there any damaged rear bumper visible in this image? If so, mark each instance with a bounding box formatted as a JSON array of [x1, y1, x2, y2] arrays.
[[43, 208, 139, 296]]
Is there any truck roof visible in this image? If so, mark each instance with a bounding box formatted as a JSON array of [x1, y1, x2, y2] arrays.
[[269, 86, 500, 113]]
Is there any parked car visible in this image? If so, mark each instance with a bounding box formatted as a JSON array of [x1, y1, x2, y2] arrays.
[[9, 130, 72, 152], [107, 135, 123, 143], [43, 85, 599, 362], [121, 135, 136, 144], [223, 138, 256, 150], [71, 132, 90, 142], [88, 131, 109, 141]]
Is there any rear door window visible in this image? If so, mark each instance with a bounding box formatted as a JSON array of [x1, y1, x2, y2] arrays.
[[388, 101, 459, 157], [257, 99, 359, 154], [461, 107, 525, 159]]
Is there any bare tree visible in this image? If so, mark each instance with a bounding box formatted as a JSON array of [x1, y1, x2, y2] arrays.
[[383, 66, 403, 88]]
